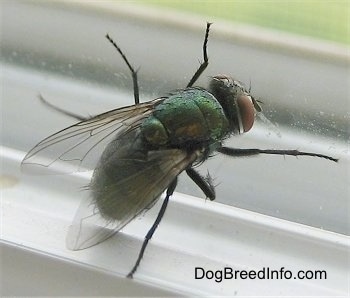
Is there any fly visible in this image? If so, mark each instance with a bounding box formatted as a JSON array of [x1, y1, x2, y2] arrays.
[[21, 23, 338, 278]]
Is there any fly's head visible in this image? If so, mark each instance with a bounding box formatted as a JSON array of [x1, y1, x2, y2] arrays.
[[209, 75, 261, 134]]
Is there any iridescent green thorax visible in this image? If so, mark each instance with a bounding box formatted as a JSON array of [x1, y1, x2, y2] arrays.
[[141, 88, 229, 148]]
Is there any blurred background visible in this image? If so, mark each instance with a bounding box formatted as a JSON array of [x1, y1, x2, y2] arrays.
[[141, 0, 348, 44]]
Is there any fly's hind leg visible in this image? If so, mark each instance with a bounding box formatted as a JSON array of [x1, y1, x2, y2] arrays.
[[127, 178, 178, 278], [40, 32, 141, 119], [38, 94, 88, 121], [105, 34, 140, 105]]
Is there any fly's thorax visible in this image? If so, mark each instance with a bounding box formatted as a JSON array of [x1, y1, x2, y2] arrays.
[[141, 88, 229, 148], [209, 75, 256, 134], [140, 116, 169, 146]]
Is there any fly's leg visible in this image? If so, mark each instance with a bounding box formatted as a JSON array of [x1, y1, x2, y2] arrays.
[[38, 94, 88, 121], [127, 178, 178, 278], [217, 147, 338, 162], [39, 33, 140, 120], [186, 168, 216, 200], [186, 22, 212, 88], [107, 23, 210, 98], [105, 34, 140, 104]]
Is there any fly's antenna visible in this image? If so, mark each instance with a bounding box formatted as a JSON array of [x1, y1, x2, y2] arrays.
[[246, 78, 262, 112]]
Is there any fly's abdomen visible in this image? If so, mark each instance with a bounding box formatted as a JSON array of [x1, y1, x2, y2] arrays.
[[90, 129, 165, 221], [142, 88, 229, 147]]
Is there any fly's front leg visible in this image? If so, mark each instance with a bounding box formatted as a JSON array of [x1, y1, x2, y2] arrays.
[[186, 22, 212, 88], [217, 147, 338, 162]]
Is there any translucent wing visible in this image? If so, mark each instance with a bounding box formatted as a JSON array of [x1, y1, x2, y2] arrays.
[[21, 98, 164, 174], [66, 146, 198, 250]]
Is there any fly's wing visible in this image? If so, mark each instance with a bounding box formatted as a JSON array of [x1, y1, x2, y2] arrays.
[[21, 98, 164, 174], [66, 148, 198, 250]]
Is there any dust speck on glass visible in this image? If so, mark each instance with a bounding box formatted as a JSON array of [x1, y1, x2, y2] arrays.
[[21, 23, 338, 278]]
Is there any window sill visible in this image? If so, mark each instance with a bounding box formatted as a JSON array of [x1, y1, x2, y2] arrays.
[[1, 146, 349, 296]]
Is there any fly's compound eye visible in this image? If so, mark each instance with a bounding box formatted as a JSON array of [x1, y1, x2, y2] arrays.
[[236, 94, 255, 133]]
